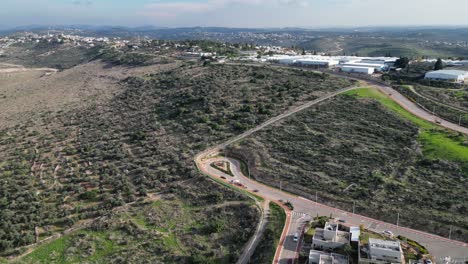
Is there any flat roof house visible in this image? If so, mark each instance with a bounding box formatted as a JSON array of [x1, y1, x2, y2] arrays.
[[312, 222, 350, 250], [309, 250, 349, 264], [368, 238, 403, 264]]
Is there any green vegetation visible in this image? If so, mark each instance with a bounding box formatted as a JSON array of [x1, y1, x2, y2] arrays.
[[0, 62, 350, 260], [230, 90, 468, 241], [392, 85, 468, 127], [250, 202, 286, 264], [359, 230, 387, 246], [299, 37, 468, 58], [397, 235, 428, 255], [0, 41, 102, 69], [434, 58, 444, 70], [346, 87, 468, 165], [17, 198, 258, 263], [412, 86, 468, 111], [210, 161, 234, 176], [97, 48, 159, 66]]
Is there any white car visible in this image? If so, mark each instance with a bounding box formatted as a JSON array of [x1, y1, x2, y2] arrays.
[[382, 230, 394, 236], [293, 233, 299, 242]]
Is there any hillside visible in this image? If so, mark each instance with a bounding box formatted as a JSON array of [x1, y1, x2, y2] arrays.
[[0, 61, 352, 262], [228, 91, 468, 242]]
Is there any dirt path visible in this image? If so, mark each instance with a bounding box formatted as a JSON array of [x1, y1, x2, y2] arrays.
[[236, 200, 270, 264], [407, 85, 468, 113], [9, 194, 161, 261], [0, 63, 58, 73]]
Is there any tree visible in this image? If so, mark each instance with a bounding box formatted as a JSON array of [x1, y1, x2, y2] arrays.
[[434, 58, 444, 70], [395, 57, 409, 68], [302, 48, 306, 55]]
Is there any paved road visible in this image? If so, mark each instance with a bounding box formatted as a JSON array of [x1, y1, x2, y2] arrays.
[[226, 62, 468, 135], [194, 85, 359, 162], [406, 85, 468, 113], [200, 157, 468, 263], [372, 82, 468, 134], [194, 63, 468, 263]]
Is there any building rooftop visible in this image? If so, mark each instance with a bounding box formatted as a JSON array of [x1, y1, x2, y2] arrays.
[[313, 229, 350, 244], [349, 227, 360, 242], [309, 250, 349, 264], [426, 70, 468, 75], [324, 222, 338, 231], [369, 238, 401, 252]]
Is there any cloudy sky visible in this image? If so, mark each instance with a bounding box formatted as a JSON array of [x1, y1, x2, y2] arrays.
[[2, 0, 468, 28]]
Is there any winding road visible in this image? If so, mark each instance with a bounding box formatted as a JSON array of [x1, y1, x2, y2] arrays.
[[195, 64, 468, 264]]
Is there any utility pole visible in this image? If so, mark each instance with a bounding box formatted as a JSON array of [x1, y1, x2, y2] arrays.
[[280, 181, 282, 192], [459, 115, 462, 126], [315, 191, 318, 203], [396, 213, 400, 227], [449, 225, 452, 240], [433, 106, 436, 116], [353, 201, 356, 214]]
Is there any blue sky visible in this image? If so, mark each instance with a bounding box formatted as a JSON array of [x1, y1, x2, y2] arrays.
[[2, 0, 468, 28]]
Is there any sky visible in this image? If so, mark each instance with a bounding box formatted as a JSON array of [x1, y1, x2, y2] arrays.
[[1, 0, 468, 29]]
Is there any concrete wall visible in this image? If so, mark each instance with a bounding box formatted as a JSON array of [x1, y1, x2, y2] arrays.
[[312, 238, 346, 251]]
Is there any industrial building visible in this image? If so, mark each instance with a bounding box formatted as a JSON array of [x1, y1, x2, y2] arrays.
[[309, 250, 349, 264], [339, 62, 386, 71], [295, 58, 340, 67], [312, 222, 350, 250], [263, 54, 397, 74], [267, 55, 340, 68], [340, 66, 375, 75], [425, 70, 468, 83], [368, 238, 403, 264]]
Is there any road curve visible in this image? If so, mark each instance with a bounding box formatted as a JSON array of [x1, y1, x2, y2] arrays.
[[372, 82, 468, 134], [199, 156, 468, 263], [194, 64, 468, 263], [225, 62, 468, 135], [194, 85, 359, 163]]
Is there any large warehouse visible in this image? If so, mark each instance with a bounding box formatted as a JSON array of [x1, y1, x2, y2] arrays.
[[425, 70, 468, 83], [340, 65, 375, 75]]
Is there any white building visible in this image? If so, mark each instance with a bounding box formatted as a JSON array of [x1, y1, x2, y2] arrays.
[[295, 58, 340, 67], [312, 222, 350, 250], [340, 66, 375, 75], [263, 55, 397, 70], [340, 62, 386, 71], [368, 238, 403, 264], [425, 70, 468, 83], [349, 227, 360, 242], [309, 250, 349, 264]]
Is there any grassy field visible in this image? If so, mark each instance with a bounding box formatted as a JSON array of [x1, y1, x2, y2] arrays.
[[230, 89, 468, 241], [391, 85, 468, 128], [16, 198, 259, 263], [346, 88, 468, 165]]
